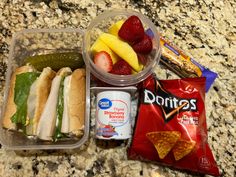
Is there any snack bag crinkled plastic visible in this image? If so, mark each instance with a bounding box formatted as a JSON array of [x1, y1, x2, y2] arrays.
[[128, 75, 220, 176]]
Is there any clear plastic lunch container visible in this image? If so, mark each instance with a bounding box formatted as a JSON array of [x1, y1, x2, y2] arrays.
[[83, 9, 161, 86], [0, 29, 90, 150]]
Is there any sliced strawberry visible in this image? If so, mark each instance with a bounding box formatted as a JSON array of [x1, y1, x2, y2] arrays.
[[94, 51, 113, 72], [110, 59, 132, 75], [132, 34, 153, 54], [118, 15, 144, 43]]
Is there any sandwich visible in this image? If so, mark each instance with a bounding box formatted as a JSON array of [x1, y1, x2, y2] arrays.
[[61, 69, 86, 136], [2, 65, 36, 130], [2, 65, 86, 141], [26, 67, 56, 135], [36, 67, 86, 141], [2, 65, 55, 134]]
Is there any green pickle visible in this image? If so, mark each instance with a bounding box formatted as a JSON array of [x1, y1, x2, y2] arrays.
[[24, 52, 84, 71]]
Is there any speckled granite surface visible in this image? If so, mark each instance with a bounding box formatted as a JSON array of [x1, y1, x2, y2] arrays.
[[0, 0, 235, 176]]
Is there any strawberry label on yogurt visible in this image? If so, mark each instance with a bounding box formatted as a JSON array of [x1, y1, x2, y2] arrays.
[[96, 91, 131, 140]]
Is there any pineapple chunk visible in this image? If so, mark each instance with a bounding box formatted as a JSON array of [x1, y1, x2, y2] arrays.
[[91, 38, 119, 64], [108, 20, 124, 36], [99, 33, 141, 72]]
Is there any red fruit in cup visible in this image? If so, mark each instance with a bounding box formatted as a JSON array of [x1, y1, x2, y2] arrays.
[[137, 53, 148, 65], [94, 51, 113, 72], [132, 34, 153, 54], [110, 59, 132, 75], [118, 15, 145, 43]]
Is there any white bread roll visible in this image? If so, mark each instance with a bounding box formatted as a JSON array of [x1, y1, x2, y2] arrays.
[[26, 67, 56, 135], [2, 65, 35, 130], [68, 68, 86, 136], [37, 67, 72, 140]]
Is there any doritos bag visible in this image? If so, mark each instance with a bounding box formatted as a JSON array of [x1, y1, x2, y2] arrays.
[[128, 75, 220, 176]]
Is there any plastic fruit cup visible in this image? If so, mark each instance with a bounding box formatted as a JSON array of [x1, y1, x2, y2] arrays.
[[82, 9, 161, 86]]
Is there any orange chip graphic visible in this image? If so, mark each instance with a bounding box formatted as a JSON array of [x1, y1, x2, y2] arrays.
[[172, 139, 196, 161], [146, 131, 181, 159]]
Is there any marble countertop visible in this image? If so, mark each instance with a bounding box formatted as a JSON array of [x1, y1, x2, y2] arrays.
[[0, 0, 235, 176]]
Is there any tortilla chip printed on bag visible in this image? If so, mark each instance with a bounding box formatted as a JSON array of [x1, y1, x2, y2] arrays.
[[172, 139, 196, 161], [128, 75, 220, 176], [146, 131, 181, 159]]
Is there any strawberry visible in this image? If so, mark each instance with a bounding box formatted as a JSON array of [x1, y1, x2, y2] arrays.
[[137, 53, 148, 65], [118, 15, 144, 43], [132, 34, 153, 54], [94, 51, 113, 72], [110, 59, 132, 75]]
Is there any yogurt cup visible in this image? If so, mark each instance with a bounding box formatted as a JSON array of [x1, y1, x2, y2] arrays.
[[96, 91, 131, 140]]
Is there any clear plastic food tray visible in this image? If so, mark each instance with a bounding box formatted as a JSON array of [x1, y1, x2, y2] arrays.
[[0, 28, 90, 150]]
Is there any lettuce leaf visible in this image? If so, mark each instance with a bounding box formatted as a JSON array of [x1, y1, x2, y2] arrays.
[[54, 77, 67, 140], [11, 72, 40, 126]]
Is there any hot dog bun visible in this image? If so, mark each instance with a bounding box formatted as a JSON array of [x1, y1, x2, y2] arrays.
[[26, 67, 56, 135], [2, 65, 35, 130], [37, 67, 72, 140], [68, 68, 86, 136]]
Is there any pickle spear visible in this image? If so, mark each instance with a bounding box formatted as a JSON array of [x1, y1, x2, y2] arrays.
[[24, 52, 85, 71]]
